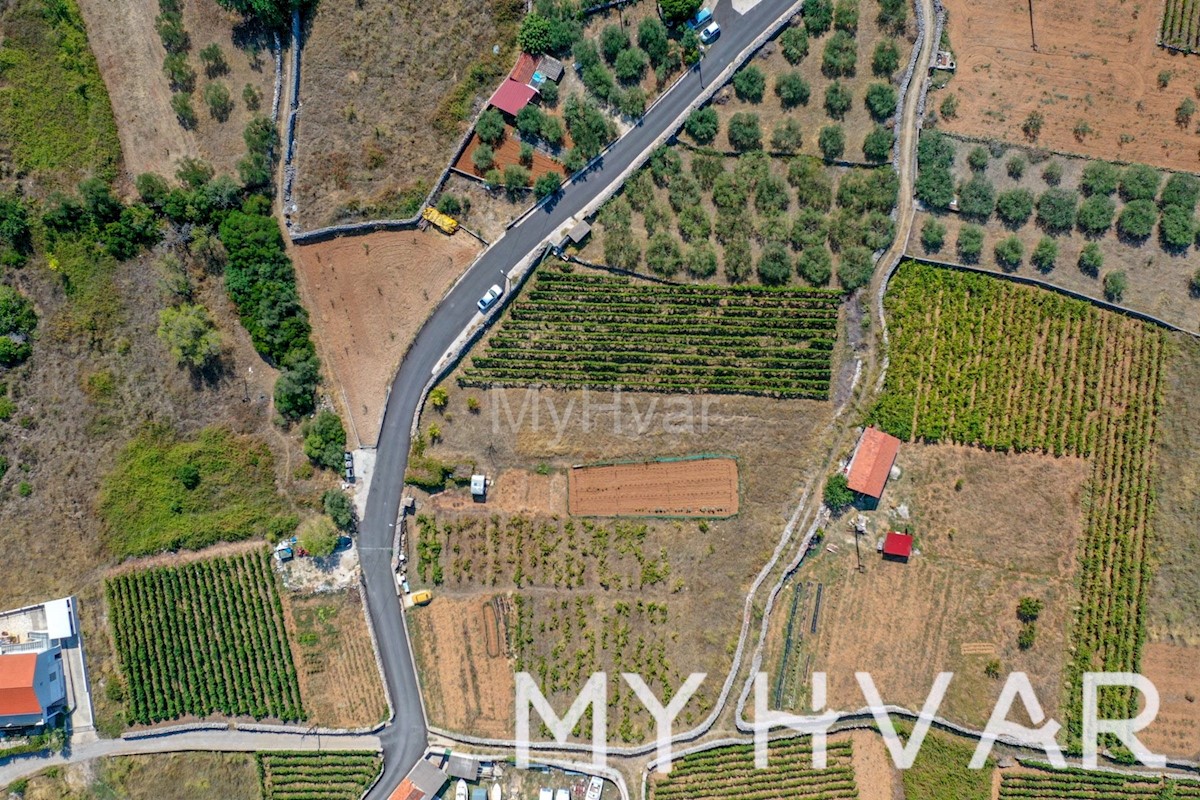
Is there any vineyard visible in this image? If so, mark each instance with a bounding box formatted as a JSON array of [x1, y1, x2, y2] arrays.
[[873, 262, 1165, 741], [460, 269, 841, 399], [1161, 0, 1200, 51], [1000, 765, 1200, 798], [106, 549, 305, 724], [651, 738, 858, 800], [257, 752, 382, 800]]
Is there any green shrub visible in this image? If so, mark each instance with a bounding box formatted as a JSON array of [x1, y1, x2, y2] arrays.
[[1031, 237, 1058, 271], [733, 66, 766, 102], [775, 71, 811, 108], [157, 304, 221, 369], [1161, 172, 1200, 210], [996, 188, 1034, 227], [1006, 156, 1025, 179], [1076, 195, 1116, 236], [967, 146, 989, 171], [872, 39, 899, 77], [920, 218, 945, 253], [804, 0, 833, 34], [476, 107, 506, 144], [646, 232, 681, 276], [1017, 596, 1044, 623], [684, 107, 719, 143], [862, 124, 893, 163], [958, 176, 995, 222], [755, 175, 790, 214], [203, 82, 233, 122], [1119, 163, 1161, 201], [686, 242, 719, 278], [171, 92, 198, 129], [821, 30, 857, 77], [0, 286, 36, 366], [865, 83, 897, 120], [1116, 199, 1157, 240], [837, 246, 873, 290], [1081, 161, 1119, 196], [833, 0, 858, 31], [780, 27, 809, 63], [957, 224, 983, 263], [771, 119, 804, 153], [298, 515, 338, 558], [1159, 205, 1197, 251], [199, 43, 228, 78], [1078, 242, 1103, 276], [796, 247, 832, 285], [1041, 159, 1062, 185], [789, 157, 833, 209], [824, 472, 853, 508], [534, 172, 562, 199], [302, 410, 347, 470], [600, 24, 629, 63], [722, 235, 753, 282], [818, 125, 845, 161], [614, 47, 648, 84], [824, 81, 852, 120], [994, 235, 1023, 269], [728, 113, 762, 151], [755, 242, 791, 285], [939, 93, 958, 120], [1036, 188, 1077, 233], [1104, 270, 1127, 301]]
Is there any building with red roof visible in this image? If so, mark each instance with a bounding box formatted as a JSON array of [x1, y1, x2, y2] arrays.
[[882, 531, 913, 562], [488, 78, 538, 117], [511, 52, 539, 85], [0, 649, 66, 729], [846, 427, 901, 500], [388, 758, 448, 800]]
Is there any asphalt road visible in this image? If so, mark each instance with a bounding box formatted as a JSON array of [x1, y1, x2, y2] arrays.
[[360, 0, 802, 794]]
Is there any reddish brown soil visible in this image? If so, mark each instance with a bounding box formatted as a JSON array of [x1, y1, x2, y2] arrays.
[[1139, 642, 1200, 759], [454, 128, 568, 182], [291, 230, 482, 446], [568, 457, 739, 517], [939, 0, 1200, 173]]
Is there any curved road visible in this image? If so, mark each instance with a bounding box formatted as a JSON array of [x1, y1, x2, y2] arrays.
[[358, 0, 806, 795]]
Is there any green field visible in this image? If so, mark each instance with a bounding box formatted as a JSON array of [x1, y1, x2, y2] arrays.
[[651, 738, 858, 800], [106, 550, 305, 725], [1160, 0, 1200, 51], [99, 424, 297, 557], [461, 268, 840, 399], [901, 730, 992, 800], [874, 262, 1165, 742], [1000, 765, 1200, 798], [257, 752, 382, 800], [0, 0, 121, 182]]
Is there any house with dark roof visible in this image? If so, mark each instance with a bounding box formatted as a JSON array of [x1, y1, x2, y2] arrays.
[[845, 427, 901, 500], [388, 758, 449, 800], [0, 649, 66, 730]]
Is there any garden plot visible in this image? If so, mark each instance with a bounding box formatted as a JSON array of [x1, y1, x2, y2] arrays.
[[568, 457, 739, 517], [937, 0, 1200, 173]]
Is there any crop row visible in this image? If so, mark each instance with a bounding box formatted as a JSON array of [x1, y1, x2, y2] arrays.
[[873, 262, 1165, 746], [533, 269, 844, 302], [1161, 0, 1200, 50], [106, 549, 304, 725], [1000, 767, 1200, 798], [652, 738, 858, 800], [257, 752, 382, 800]]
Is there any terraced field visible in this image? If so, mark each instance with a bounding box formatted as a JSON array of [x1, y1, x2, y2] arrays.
[[651, 738, 858, 800], [257, 752, 382, 800], [461, 269, 840, 399], [1000, 765, 1200, 798]]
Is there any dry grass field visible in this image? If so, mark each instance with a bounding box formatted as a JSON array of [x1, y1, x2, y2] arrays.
[[20, 753, 261, 800], [768, 444, 1087, 727], [937, 0, 1200, 173], [568, 457, 739, 517], [290, 229, 482, 446], [292, 0, 522, 227], [1139, 642, 1200, 759]]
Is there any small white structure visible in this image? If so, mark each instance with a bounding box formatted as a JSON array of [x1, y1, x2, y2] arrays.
[[471, 474, 487, 499]]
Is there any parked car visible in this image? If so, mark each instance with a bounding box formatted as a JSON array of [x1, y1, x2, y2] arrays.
[[478, 284, 504, 312], [700, 20, 721, 43], [687, 6, 713, 28]]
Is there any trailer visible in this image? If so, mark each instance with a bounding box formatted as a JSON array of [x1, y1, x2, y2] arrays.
[[422, 206, 459, 235]]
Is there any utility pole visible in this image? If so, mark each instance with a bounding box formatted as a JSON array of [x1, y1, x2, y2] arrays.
[[1028, 0, 1038, 51]]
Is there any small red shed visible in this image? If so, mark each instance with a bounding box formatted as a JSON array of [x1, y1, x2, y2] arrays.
[[882, 531, 913, 562]]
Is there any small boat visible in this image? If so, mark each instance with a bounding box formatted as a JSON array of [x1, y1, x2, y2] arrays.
[[555, 790, 570, 800], [490, 784, 502, 800], [456, 780, 468, 800], [585, 777, 603, 800], [539, 790, 553, 800]]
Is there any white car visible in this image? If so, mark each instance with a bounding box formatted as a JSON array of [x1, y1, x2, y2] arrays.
[[478, 284, 504, 312], [699, 20, 720, 44]]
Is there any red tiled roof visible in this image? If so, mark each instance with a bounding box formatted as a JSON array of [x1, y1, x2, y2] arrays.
[[0, 654, 39, 717], [511, 52, 538, 85], [883, 531, 913, 560], [388, 779, 423, 800], [846, 427, 900, 499], [489, 79, 537, 116]]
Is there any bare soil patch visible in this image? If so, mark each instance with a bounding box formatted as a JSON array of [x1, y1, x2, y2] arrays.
[[773, 443, 1087, 727], [1139, 642, 1200, 759], [938, 0, 1200, 173], [408, 593, 514, 738], [848, 730, 900, 800], [292, 0, 519, 227], [76, 0, 275, 183], [281, 585, 389, 728], [437, 173, 530, 242], [568, 457, 739, 517], [455, 129, 568, 182], [291, 229, 482, 446], [428, 468, 568, 517]]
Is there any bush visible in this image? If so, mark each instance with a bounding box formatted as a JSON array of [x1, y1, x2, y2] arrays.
[[780, 27, 809, 64], [822, 31, 858, 77], [203, 82, 233, 122], [771, 119, 804, 153], [617, 87, 646, 118], [646, 232, 681, 276], [601, 24, 629, 63], [471, 144, 495, 172], [775, 71, 811, 108], [298, 516, 339, 558], [1120, 163, 1161, 201], [199, 43, 228, 78], [967, 146, 989, 171], [1160, 204, 1197, 251], [1006, 156, 1026, 180], [684, 107, 719, 143], [1161, 172, 1200, 210], [1081, 161, 1119, 196], [1117, 199, 1157, 240], [503, 164, 531, 194], [540, 115, 564, 144], [171, 92, 198, 129], [686, 242, 719, 277], [996, 188, 1034, 227], [712, 172, 748, 212], [824, 81, 852, 120], [539, 81, 559, 108], [789, 157, 833, 209], [753, 242, 790, 285], [564, 94, 616, 157], [918, 130, 955, 168], [518, 13, 554, 54], [872, 38, 899, 77], [534, 172, 562, 199], [836, 167, 898, 214], [614, 47, 648, 84], [722, 236, 753, 282], [837, 247, 873, 290], [243, 83, 261, 111], [1017, 597, 1044, 623], [1041, 160, 1062, 186], [957, 224, 984, 263], [994, 235, 1023, 269], [1104, 271, 1127, 301], [1031, 237, 1058, 271], [476, 108, 505, 145], [323, 489, 354, 530], [1017, 622, 1037, 650], [878, 0, 906, 30], [157, 304, 221, 369], [649, 145, 682, 186], [797, 247, 832, 285], [864, 83, 897, 120], [1023, 110, 1044, 141], [939, 93, 958, 120], [638, 17, 669, 67], [0, 195, 31, 267], [0, 286, 36, 366], [1078, 242, 1103, 276], [958, 176, 995, 222], [660, 0, 702, 23], [1076, 195, 1116, 236], [1036, 188, 1077, 233], [516, 105, 545, 138], [804, 0, 833, 34], [862, 124, 893, 162], [920, 218, 945, 253], [824, 472, 853, 508], [755, 175, 790, 214], [818, 125, 845, 161], [733, 66, 766, 102], [302, 410, 347, 470], [728, 113, 762, 151], [833, 0, 858, 31]]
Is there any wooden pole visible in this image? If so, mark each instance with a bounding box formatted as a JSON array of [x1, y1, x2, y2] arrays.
[[1028, 0, 1038, 51]]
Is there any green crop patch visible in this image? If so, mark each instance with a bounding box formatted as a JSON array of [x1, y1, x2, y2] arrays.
[[1000, 764, 1200, 798], [462, 268, 841, 399], [651, 738, 858, 800], [106, 550, 305, 725], [257, 752, 382, 800], [0, 0, 121, 182], [99, 424, 297, 558]]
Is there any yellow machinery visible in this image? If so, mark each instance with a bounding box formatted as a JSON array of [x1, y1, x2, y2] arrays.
[[422, 206, 459, 235], [410, 589, 433, 606]]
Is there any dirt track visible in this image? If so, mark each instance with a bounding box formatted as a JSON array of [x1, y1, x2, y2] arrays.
[[568, 458, 739, 517], [939, 0, 1200, 173], [291, 229, 481, 446]]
